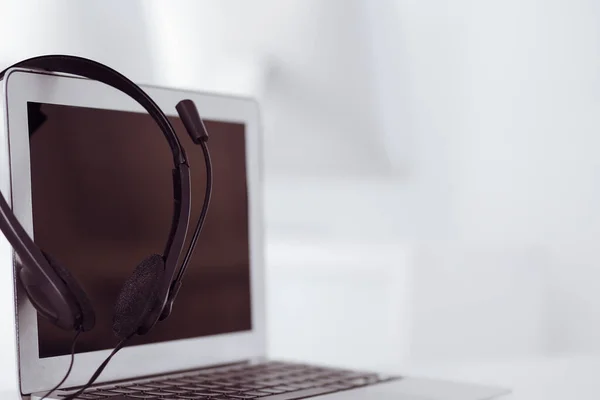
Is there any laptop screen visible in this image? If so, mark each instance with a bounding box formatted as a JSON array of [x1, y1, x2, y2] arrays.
[[27, 102, 252, 358]]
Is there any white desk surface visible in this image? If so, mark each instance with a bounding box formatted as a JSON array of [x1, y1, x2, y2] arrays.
[[405, 355, 600, 399]]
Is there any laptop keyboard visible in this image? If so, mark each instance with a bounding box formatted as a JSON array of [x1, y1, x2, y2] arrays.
[[56, 361, 399, 400]]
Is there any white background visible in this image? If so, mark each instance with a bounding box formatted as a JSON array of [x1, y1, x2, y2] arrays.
[[2, 0, 600, 398]]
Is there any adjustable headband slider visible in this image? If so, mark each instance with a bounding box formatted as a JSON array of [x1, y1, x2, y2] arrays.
[[176, 99, 209, 144], [158, 280, 182, 322]]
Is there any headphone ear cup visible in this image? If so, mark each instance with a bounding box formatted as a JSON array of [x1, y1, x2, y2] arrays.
[[113, 254, 164, 339], [42, 252, 96, 332]]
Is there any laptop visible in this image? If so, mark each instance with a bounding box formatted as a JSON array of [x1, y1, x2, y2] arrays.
[[0, 68, 509, 400]]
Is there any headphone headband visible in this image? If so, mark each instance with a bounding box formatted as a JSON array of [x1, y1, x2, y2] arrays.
[[0, 55, 196, 332], [1, 55, 188, 165]]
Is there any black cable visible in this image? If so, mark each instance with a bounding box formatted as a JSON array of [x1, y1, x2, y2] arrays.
[[40, 330, 81, 400], [174, 140, 213, 284], [61, 334, 134, 400]]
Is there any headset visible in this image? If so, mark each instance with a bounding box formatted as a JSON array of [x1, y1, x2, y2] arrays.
[[0, 55, 212, 341]]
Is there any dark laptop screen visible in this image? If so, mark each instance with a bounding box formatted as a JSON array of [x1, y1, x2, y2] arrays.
[[28, 102, 252, 358]]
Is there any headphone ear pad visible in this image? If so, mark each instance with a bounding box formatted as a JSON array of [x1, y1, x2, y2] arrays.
[[42, 252, 96, 331], [113, 254, 164, 339]]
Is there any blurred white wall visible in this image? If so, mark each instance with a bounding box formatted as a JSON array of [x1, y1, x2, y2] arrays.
[[389, 0, 600, 357], [0, 1, 158, 82], [2, 0, 600, 373]]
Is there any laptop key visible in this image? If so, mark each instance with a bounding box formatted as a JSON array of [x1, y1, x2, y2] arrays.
[[262, 379, 291, 387], [286, 382, 315, 389], [171, 385, 202, 391], [126, 385, 156, 391], [213, 397, 255, 400], [252, 381, 275, 387], [144, 391, 169, 396], [162, 388, 191, 394], [325, 383, 355, 390], [85, 391, 123, 397], [247, 387, 337, 400], [211, 380, 237, 386], [192, 383, 221, 389], [88, 397, 138, 400], [270, 386, 296, 392], [109, 388, 140, 394], [239, 384, 268, 390], [259, 388, 287, 394], [241, 391, 271, 397], [144, 382, 173, 388], [211, 389, 237, 394], [226, 384, 249, 390], [171, 378, 201, 384]]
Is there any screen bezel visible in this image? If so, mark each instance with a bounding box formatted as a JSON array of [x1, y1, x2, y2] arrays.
[[3, 69, 265, 394]]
